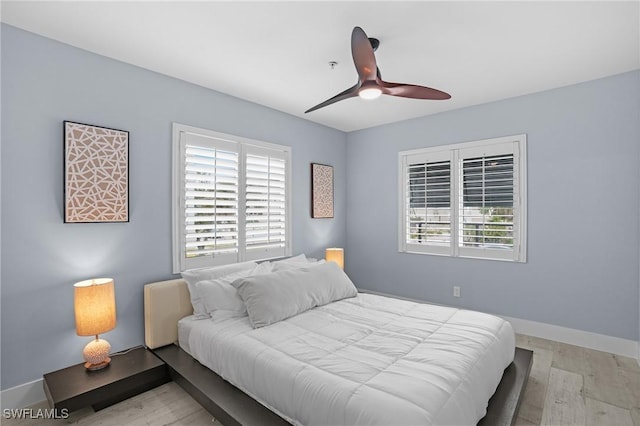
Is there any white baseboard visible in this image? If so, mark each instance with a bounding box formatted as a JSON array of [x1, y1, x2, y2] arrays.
[[0, 378, 45, 410], [359, 288, 640, 362], [501, 315, 639, 360]]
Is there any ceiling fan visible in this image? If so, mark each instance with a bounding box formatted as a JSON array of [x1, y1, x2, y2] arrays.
[[305, 26, 451, 113]]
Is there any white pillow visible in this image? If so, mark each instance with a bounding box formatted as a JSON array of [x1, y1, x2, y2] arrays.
[[234, 261, 358, 328], [273, 259, 326, 271], [271, 253, 318, 271], [181, 261, 257, 318], [195, 272, 249, 317], [252, 261, 275, 276], [196, 261, 275, 317]]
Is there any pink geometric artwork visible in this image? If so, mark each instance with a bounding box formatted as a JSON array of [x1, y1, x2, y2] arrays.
[[64, 121, 129, 223]]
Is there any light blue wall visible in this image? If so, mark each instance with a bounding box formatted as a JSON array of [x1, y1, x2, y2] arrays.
[[346, 70, 640, 341], [2, 22, 639, 391], [0, 24, 347, 389]]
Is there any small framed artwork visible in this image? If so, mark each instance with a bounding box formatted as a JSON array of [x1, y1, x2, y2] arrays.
[[64, 121, 129, 223], [311, 163, 334, 218]]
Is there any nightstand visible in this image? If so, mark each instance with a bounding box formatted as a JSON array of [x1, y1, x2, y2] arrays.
[[43, 346, 169, 412]]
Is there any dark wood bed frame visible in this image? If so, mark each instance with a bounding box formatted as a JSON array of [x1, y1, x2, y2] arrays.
[[144, 279, 533, 425], [151, 344, 532, 425]]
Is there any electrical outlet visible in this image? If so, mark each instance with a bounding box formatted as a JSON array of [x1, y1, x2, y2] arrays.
[[453, 286, 461, 298]]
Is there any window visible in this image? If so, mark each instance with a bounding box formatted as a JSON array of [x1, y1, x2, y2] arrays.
[[399, 134, 527, 262], [172, 123, 291, 272]]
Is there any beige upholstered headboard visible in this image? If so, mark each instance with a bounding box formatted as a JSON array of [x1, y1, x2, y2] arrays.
[[144, 279, 193, 349]]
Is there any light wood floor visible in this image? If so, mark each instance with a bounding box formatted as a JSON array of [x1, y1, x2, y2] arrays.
[[514, 334, 639, 426], [4, 334, 639, 426]]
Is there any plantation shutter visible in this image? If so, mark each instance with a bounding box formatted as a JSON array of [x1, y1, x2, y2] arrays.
[[173, 124, 292, 273], [462, 154, 514, 208], [403, 150, 452, 255], [457, 141, 520, 261], [399, 134, 525, 263], [244, 145, 288, 261], [180, 132, 240, 269]]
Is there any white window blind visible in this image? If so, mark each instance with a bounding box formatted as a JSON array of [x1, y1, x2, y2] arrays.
[[459, 152, 514, 252], [405, 157, 452, 255], [173, 124, 291, 272], [244, 147, 288, 261], [184, 142, 239, 260], [399, 134, 526, 262]]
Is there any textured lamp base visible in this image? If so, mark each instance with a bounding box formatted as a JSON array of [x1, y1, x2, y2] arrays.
[[83, 338, 111, 371], [84, 358, 111, 371]]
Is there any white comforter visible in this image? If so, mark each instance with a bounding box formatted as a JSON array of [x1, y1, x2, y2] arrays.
[[182, 293, 515, 426]]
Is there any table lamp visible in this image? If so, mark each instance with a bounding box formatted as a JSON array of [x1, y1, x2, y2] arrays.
[[325, 248, 344, 270], [74, 278, 116, 370]]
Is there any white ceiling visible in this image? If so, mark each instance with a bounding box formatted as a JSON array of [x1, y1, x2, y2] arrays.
[[2, 1, 639, 132]]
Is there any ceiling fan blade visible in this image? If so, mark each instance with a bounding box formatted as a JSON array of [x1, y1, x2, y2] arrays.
[[305, 26, 451, 113], [380, 81, 451, 100], [351, 27, 377, 82], [305, 84, 359, 113]]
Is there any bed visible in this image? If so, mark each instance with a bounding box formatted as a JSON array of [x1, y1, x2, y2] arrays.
[[144, 261, 532, 425]]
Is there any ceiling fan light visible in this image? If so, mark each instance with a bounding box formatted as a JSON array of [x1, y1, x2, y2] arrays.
[[358, 87, 382, 100]]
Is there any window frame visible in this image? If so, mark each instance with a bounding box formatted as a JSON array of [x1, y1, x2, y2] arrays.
[[172, 123, 292, 273], [398, 134, 527, 263]]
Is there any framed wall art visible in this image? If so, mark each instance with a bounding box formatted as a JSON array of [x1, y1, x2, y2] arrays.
[[64, 121, 129, 223], [311, 163, 334, 218]]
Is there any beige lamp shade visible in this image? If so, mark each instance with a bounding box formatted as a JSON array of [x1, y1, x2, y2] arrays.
[[74, 278, 116, 336], [325, 248, 344, 270]]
